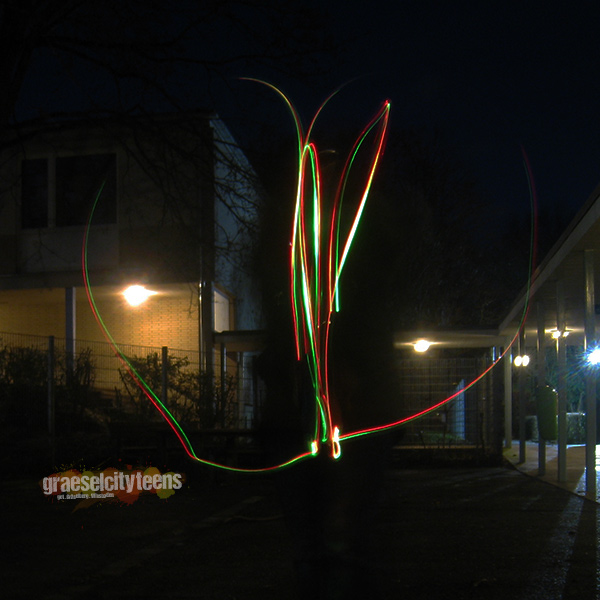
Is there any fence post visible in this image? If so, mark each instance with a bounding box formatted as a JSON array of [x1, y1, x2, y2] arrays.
[[161, 346, 168, 407], [220, 342, 226, 400], [65, 287, 76, 382], [47, 336, 55, 466]]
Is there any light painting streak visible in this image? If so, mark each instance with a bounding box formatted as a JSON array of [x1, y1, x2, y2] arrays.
[[82, 84, 537, 470], [339, 146, 539, 443], [263, 79, 391, 459], [82, 187, 313, 473]]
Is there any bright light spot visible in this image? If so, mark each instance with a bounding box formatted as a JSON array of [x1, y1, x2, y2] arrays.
[[521, 355, 530, 366], [514, 355, 530, 367], [123, 285, 157, 306], [551, 330, 562, 339], [332, 426, 341, 460], [414, 339, 431, 353], [587, 348, 600, 366]]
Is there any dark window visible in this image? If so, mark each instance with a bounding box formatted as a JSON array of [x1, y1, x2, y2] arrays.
[[21, 159, 48, 228], [21, 153, 117, 228], [56, 154, 117, 226]]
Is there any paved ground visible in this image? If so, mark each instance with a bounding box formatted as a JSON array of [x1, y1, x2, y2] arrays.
[[2, 459, 599, 600], [505, 441, 600, 502]]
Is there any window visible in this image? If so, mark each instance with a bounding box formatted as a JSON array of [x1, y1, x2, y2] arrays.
[[21, 153, 117, 228], [214, 288, 232, 333], [21, 159, 48, 228]]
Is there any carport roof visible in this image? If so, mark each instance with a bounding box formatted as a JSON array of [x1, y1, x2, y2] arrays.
[[395, 180, 600, 353], [394, 329, 504, 351], [499, 180, 600, 346]]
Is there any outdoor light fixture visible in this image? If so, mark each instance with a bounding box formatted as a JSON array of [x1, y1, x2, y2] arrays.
[[549, 328, 570, 339], [123, 285, 157, 306], [513, 354, 530, 367], [587, 347, 600, 366], [413, 339, 431, 353]]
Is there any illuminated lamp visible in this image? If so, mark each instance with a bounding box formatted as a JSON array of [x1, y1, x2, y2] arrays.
[[414, 339, 431, 353], [513, 355, 530, 367], [123, 285, 157, 306], [587, 348, 600, 366]]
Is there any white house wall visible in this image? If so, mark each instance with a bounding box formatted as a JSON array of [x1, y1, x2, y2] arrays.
[[211, 118, 262, 331]]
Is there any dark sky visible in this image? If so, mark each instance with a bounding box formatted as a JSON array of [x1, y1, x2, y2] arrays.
[[15, 1, 600, 228], [311, 1, 600, 223]]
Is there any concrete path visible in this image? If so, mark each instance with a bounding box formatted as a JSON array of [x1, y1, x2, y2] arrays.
[[504, 442, 600, 503]]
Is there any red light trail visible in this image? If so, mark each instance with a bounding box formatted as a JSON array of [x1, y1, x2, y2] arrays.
[[83, 83, 536, 471]]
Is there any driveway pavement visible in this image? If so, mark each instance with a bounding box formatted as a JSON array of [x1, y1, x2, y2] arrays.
[[2, 459, 598, 599]]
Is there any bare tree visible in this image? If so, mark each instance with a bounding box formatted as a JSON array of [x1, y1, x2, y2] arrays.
[[0, 1, 340, 316], [0, 0, 338, 128]]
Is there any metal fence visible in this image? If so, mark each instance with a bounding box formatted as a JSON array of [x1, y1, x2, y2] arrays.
[[1, 332, 504, 466], [0, 331, 265, 436], [394, 355, 502, 455]]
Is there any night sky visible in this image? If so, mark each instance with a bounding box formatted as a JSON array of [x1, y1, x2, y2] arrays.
[[294, 1, 600, 224], [14, 1, 600, 229]]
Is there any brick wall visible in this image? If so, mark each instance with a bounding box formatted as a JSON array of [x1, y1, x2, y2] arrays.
[[0, 283, 200, 352]]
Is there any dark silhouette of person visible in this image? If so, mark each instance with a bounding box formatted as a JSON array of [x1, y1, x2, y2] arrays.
[[257, 286, 398, 599]]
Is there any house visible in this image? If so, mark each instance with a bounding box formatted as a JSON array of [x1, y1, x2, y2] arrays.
[[0, 112, 264, 427]]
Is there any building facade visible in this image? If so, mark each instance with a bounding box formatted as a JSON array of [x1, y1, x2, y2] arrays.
[[0, 112, 262, 353]]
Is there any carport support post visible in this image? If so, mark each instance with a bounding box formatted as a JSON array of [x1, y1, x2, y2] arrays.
[[556, 280, 568, 483], [504, 336, 513, 449], [537, 301, 546, 475], [518, 328, 527, 464], [584, 249, 597, 497]]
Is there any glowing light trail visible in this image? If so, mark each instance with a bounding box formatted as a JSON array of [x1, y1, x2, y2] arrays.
[[339, 146, 540, 443], [82, 84, 537, 471], [82, 187, 313, 473], [267, 79, 391, 459]]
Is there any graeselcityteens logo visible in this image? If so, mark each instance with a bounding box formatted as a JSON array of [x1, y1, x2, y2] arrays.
[[40, 466, 185, 508]]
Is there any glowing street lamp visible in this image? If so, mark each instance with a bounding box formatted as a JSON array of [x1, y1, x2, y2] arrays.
[[123, 285, 157, 307]]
